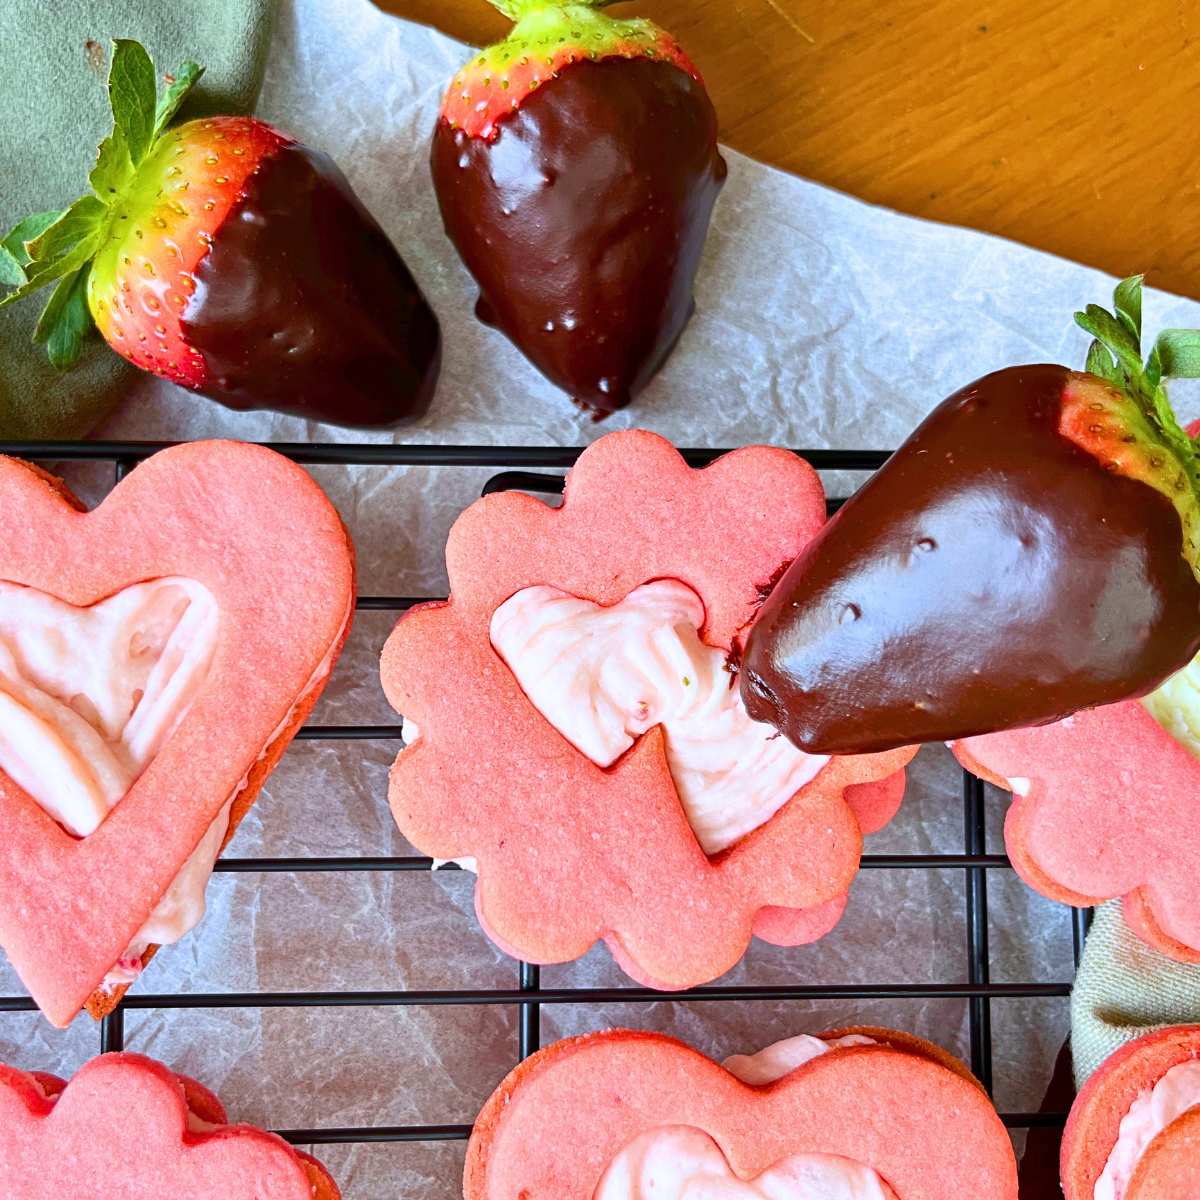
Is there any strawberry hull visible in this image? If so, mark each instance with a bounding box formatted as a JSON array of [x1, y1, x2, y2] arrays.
[[432, 56, 725, 415], [181, 142, 441, 427], [740, 364, 1200, 754]]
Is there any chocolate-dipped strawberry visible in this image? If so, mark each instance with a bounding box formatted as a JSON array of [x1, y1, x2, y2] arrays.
[[0, 40, 440, 428], [741, 277, 1200, 754], [431, 0, 726, 416]]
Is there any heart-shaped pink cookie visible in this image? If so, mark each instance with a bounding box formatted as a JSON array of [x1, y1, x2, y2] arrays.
[[382, 430, 914, 989], [0, 442, 354, 1025], [465, 1028, 1017, 1198], [0, 1053, 340, 1198]]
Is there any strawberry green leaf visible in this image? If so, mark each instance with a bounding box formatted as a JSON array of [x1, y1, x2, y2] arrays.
[[0, 210, 66, 286], [0, 228, 102, 309], [0, 246, 23, 287], [107, 39, 158, 167], [23, 195, 105, 269], [2, 211, 63, 268], [33, 266, 94, 369], [152, 60, 204, 139], [1113, 274, 1144, 343], [1074, 304, 1143, 380], [1154, 330, 1200, 381], [90, 128, 133, 199], [1144, 342, 1163, 391], [1075, 282, 1196, 456], [1085, 339, 1120, 384], [1072, 276, 1200, 579]]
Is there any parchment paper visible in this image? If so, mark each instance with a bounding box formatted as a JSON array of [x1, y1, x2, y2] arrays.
[[4, 0, 1199, 1194]]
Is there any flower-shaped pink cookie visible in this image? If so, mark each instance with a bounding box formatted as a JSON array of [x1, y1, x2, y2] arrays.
[[954, 698, 1200, 962], [0, 1053, 340, 1198], [382, 430, 914, 988]]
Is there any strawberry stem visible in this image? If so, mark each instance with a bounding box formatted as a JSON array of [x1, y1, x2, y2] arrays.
[[1075, 275, 1200, 574], [490, 0, 613, 17], [1075, 276, 1200, 478]]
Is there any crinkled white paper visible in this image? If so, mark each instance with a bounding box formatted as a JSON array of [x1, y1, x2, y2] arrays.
[[3, 0, 1199, 1194]]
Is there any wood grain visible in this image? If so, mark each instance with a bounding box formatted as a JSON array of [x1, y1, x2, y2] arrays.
[[375, 0, 1200, 299]]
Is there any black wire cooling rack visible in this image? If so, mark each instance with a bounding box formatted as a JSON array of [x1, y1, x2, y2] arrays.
[[0, 439, 1086, 1160]]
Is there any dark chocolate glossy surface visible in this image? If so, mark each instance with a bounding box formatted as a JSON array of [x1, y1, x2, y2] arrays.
[[431, 57, 725, 416], [740, 364, 1200, 753], [184, 143, 441, 428]]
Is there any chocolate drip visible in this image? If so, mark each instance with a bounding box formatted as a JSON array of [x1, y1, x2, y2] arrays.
[[184, 143, 441, 428], [431, 57, 726, 416], [741, 364, 1200, 754]]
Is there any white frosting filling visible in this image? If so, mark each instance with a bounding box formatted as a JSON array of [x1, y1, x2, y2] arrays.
[[1094, 1059, 1200, 1200], [0, 577, 346, 998], [594, 1035, 889, 1200], [1142, 653, 1200, 758], [0, 578, 228, 993], [431, 856, 478, 872], [0, 579, 219, 837], [489, 581, 829, 855], [100, 796, 236, 990], [723, 1033, 879, 1086], [101, 596, 350, 992], [593, 1127, 893, 1200]]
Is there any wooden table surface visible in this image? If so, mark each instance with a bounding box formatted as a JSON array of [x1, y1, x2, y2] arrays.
[[377, 0, 1200, 301]]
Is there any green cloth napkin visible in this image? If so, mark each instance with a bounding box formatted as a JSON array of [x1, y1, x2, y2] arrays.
[[0, 0, 275, 439], [1072, 900, 1200, 1086]]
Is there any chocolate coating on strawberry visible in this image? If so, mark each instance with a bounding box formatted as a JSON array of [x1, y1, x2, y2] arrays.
[[741, 363, 1200, 754], [182, 142, 440, 426], [431, 2, 726, 416]]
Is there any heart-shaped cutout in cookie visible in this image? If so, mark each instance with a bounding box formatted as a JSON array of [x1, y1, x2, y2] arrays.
[[0, 578, 219, 839], [490, 580, 828, 855], [0, 443, 354, 1026], [594, 1126, 896, 1199]]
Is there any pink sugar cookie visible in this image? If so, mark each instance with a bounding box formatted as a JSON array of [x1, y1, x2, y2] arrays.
[[464, 1027, 1017, 1198], [382, 430, 915, 988], [0, 1053, 339, 1198], [0, 443, 355, 1025], [953, 701, 1200, 963], [1062, 1026, 1200, 1200]]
